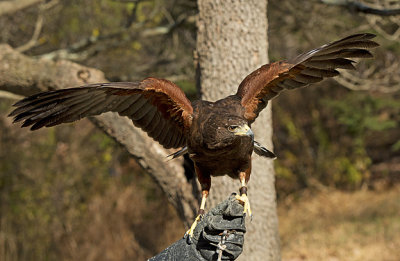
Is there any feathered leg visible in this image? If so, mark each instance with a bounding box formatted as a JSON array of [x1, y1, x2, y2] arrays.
[[236, 169, 252, 218], [185, 165, 210, 243]]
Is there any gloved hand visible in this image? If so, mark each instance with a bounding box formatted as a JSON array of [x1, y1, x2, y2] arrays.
[[148, 194, 246, 261]]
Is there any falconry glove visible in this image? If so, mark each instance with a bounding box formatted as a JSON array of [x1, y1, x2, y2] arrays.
[[148, 194, 246, 261]]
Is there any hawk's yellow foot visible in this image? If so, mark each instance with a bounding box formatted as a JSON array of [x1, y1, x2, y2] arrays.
[[184, 214, 203, 244], [184, 189, 208, 243], [235, 193, 252, 219]]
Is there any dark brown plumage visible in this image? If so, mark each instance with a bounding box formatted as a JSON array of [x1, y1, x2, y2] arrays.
[[9, 33, 379, 238]]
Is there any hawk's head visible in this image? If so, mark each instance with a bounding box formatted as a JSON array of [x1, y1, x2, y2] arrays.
[[202, 116, 253, 150]]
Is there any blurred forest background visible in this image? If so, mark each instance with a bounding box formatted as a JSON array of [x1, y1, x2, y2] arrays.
[[0, 0, 399, 260]]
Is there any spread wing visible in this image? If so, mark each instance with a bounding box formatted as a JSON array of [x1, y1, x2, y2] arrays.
[[236, 33, 379, 122], [9, 77, 193, 149]]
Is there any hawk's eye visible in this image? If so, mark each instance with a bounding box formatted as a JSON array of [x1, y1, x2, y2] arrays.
[[228, 125, 239, 132]]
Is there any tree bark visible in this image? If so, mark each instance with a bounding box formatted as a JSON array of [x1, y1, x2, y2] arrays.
[[0, 0, 43, 16], [196, 1, 280, 260], [0, 44, 199, 225]]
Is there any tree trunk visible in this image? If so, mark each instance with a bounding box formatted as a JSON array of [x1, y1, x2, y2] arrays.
[[196, 1, 280, 260]]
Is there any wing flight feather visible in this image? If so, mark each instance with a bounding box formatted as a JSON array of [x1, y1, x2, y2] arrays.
[[9, 77, 193, 149], [236, 33, 379, 122]]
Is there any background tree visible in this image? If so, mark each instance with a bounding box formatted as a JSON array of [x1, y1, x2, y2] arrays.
[[196, 1, 279, 260]]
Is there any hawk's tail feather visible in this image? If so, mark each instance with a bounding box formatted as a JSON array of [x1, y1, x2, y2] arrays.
[[253, 141, 276, 159], [166, 146, 188, 161]]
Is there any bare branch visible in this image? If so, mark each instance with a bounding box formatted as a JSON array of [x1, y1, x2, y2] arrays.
[[0, 0, 43, 16], [317, 0, 400, 90], [335, 56, 400, 93], [365, 3, 400, 41], [321, 0, 400, 16], [16, 15, 44, 52], [0, 44, 199, 225], [40, 0, 59, 10], [34, 6, 195, 62], [36, 24, 177, 61], [124, 0, 141, 28], [13, 0, 59, 53], [0, 90, 24, 100], [112, 0, 140, 2]]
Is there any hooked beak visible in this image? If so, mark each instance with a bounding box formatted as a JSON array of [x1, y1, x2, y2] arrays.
[[234, 124, 254, 139]]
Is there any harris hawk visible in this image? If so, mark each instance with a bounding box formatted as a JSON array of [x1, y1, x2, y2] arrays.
[[9, 33, 379, 239]]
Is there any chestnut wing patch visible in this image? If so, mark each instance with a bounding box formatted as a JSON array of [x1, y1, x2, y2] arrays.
[[236, 33, 379, 122], [9, 78, 193, 149]]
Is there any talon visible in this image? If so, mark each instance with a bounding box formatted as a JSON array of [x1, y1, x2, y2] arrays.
[[184, 214, 203, 244], [185, 232, 193, 244], [235, 194, 252, 219]]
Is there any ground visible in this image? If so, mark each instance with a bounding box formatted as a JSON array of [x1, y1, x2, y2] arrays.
[[278, 184, 400, 261]]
